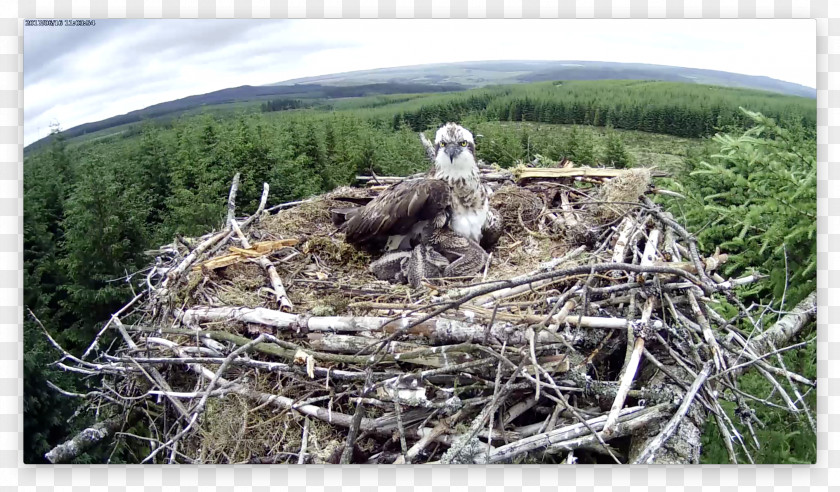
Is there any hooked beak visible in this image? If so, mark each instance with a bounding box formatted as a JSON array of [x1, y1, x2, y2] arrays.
[[443, 143, 461, 163]]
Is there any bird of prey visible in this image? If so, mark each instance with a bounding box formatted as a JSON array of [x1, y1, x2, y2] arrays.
[[336, 122, 502, 286]]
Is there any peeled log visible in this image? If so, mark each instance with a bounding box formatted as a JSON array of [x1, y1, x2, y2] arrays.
[[177, 306, 635, 346], [746, 291, 817, 362]]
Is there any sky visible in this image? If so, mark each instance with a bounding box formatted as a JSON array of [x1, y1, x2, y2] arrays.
[[24, 18, 815, 146]]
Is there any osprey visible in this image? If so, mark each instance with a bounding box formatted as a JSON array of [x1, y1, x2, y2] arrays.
[[337, 122, 502, 285]]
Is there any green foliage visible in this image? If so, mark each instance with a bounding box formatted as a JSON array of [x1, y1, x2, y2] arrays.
[[668, 108, 816, 306], [361, 80, 814, 140], [472, 123, 526, 166], [660, 109, 816, 465], [60, 155, 151, 344], [602, 128, 634, 168], [700, 336, 816, 464], [562, 125, 597, 165], [260, 98, 310, 112], [23, 80, 815, 463]]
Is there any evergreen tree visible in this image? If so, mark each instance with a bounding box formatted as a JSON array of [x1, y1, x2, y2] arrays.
[[60, 155, 149, 335], [673, 108, 816, 305], [602, 129, 633, 168], [563, 126, 597, 165], [134, 124, 172, 229]]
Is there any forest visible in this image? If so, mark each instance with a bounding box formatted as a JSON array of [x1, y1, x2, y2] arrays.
[[23, 79, 816, 464]]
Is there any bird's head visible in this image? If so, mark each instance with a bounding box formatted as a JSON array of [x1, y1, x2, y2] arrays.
[[433, 123, 477, 174]]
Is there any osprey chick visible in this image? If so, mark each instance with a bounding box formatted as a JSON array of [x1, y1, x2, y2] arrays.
[[343, 123, 496, 248], [339, 122, 502, 286]]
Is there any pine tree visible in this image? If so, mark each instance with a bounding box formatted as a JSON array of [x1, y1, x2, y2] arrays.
[[676, 108, 816, 305], [135, 124, 172, 229], [602, 129, 633, 169], [60, 155, 149, 334]]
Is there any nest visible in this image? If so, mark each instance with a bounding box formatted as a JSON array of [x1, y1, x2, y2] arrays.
[[41, 164, 815, 465]]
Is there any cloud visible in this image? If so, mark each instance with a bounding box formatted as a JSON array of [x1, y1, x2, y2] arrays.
[[23, 18, 815, 146]]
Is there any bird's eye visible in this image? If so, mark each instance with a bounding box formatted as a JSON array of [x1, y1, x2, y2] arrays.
[[439, 142, 445, 148], [460, 141, 468, 147]]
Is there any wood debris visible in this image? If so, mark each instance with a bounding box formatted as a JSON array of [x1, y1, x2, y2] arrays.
[[41, 164, 815, 465]]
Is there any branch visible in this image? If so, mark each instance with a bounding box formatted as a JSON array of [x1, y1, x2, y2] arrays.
[[631, 361, 714, 464], [746, 291, 816, 360], [45, 412, 137, 463]]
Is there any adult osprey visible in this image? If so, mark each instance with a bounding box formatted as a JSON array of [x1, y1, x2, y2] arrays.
[[338, 122, 502, 285]]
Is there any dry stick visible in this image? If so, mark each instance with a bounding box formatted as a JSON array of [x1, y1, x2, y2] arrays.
[[621, 294, 638, 371], [441, 353, 526, 464], [473, 344, 621, 464], [265, 197, 315, 213], [369, 261, 711, 357], [80, 290, 145, 360], [29, 309, 131, 375], [340, 370, 373, 464], [542, 404, 670, 458], [485, 357, 505, 462], [112, 319, 192, 422], [502, 398, 540, 426], [642, 348, 689, 393], [297, 417, 310, 464], [158, 227, 231, 292], [709, 310, 816, 391], [226, 172, 241, 225], [748, 290, 817, 358], [713, 338, 814, 383], [686, 291, 727, 372], [753, 365, 799, 413], [527, 328, 542, 402], [559, 191, 579, 227], [486, 404, 669, 464], [229, 184, 293, 312], [141, 334, 271, 464], [177, 305, 641, 349], [632, 361, 714, 464], [395, 410, 463, 464], [141, 338, 394, 440], [207, 179, 272, 258], [619, 226, 658, 370], [534, 358, 623, 464], [112, 354, 379, 382], [514, 166, 669, 180], [419, 132, 436, 161], [610, 216, 636, 264], [642, 198, 717, 291], [445, 245, 587, 303], [601, 297, 654, 436], [714, 411, 739, 464], [711, 394, 754, 464], [394, 399, 409, 458]]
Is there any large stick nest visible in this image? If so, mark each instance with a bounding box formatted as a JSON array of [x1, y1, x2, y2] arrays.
[[43, 162, 816, 465]]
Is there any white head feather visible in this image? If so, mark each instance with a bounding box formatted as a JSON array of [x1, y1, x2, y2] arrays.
[[433, 123, 477, 180], [434, 122, 475, 146]]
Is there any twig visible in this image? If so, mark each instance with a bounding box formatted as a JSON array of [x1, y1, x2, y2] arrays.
[[632, 361, 713, 464], [80, 291, 145, 359], [297, 417, 309, 464], [228, 183, 293, 312], [141, 334, 270, 463], [602, 298, 654, 436], [487, 404, 670, 463], [340, 370, 373, 464]]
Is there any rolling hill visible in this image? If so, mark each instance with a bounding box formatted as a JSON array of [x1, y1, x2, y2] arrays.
[[25, 60, 815, 153], [273, 60, 816, 99]]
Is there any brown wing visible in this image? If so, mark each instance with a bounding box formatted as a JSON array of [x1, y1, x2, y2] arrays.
[[480, 207, 503, 251], [343, 179, 451, 246]]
